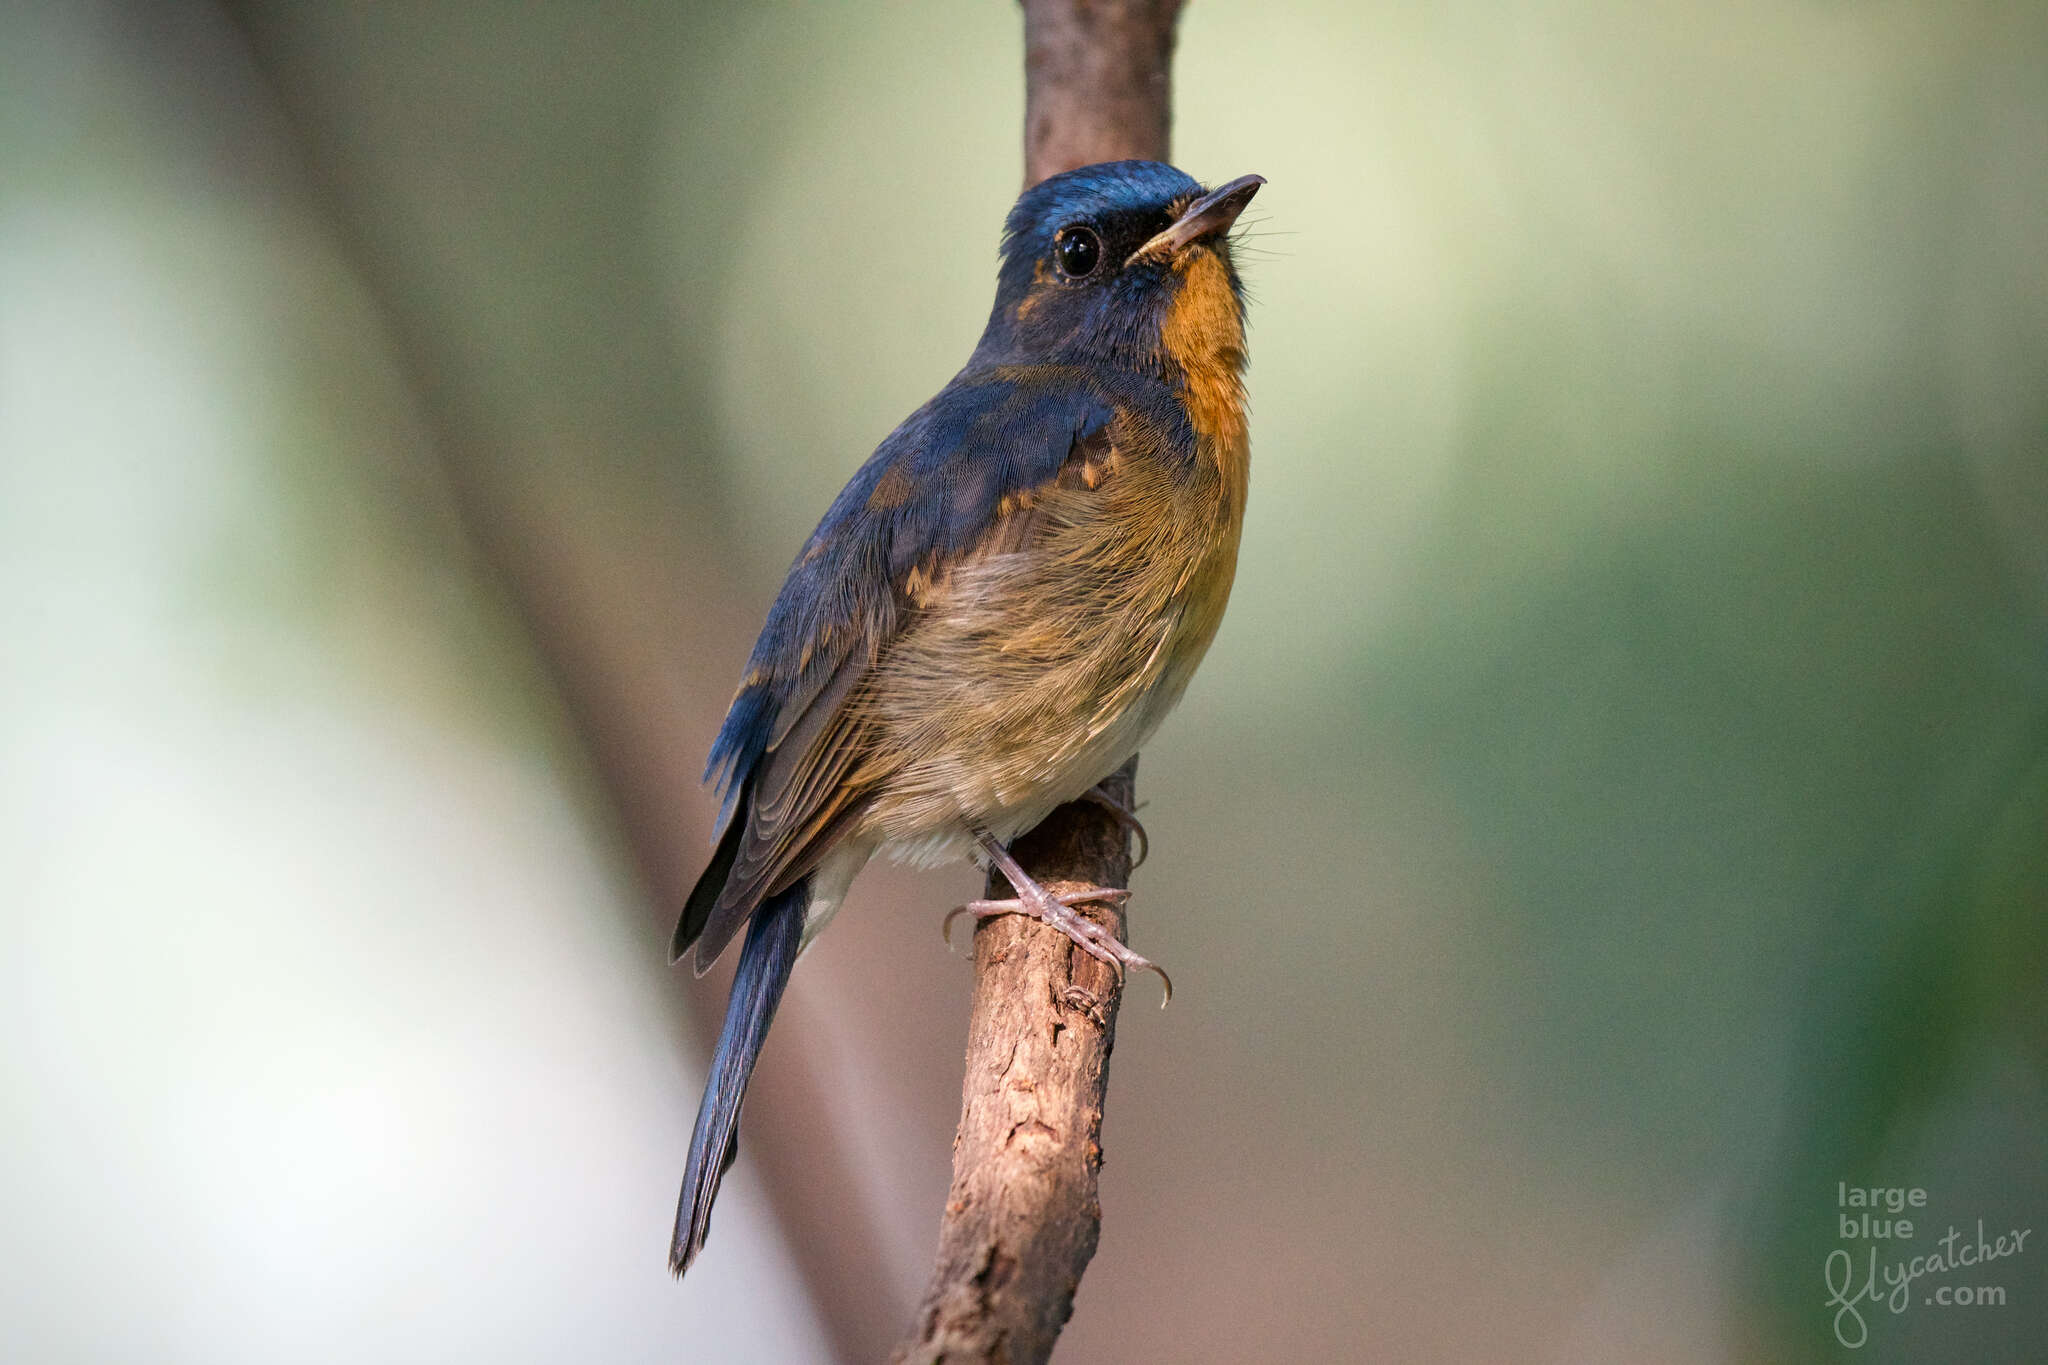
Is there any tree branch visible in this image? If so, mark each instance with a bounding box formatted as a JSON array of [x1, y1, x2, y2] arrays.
[[1023, 0, 1184, 186], [896, 4, 1185, 1361]]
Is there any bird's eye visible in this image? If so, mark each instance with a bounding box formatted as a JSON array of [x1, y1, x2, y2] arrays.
[[1052, 226, 1101, 279]]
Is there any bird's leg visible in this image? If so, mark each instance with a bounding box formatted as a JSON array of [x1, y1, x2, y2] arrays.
[[1079, 783, 1149, 869], [943, 826, 1171, 1005]]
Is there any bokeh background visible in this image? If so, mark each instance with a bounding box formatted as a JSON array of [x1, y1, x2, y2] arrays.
[[5, 2, 2044, 1361]]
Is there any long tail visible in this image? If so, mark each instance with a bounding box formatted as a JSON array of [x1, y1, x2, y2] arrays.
[[668, 878, 808, 1277]]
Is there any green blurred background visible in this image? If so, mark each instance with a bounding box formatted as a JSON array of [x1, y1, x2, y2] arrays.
[[4, 2, 2043, 1361]]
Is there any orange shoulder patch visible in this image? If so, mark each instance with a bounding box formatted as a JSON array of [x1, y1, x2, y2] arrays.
[[866, 459, 914, 510]]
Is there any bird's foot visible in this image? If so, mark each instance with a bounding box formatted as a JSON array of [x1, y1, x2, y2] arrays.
[[942, 884, 1131, 952], [1079, 784, 1149, 869], [947, 830, 1172, 1006]]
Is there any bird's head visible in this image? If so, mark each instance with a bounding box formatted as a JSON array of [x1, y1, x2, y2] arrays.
[[974, 161, 1264, 393]]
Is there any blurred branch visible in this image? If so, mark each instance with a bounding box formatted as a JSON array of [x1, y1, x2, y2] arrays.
[[895, 4, 1184, 1361], [209, 5, 900, 1358], [1023, 0, 1182, 185]]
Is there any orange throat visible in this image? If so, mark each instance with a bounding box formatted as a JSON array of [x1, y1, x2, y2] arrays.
[[1161, 248, 1250, 496]]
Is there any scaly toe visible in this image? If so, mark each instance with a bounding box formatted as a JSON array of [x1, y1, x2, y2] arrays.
[[1052, 887, 1130, 908], [1051, 927, 1173, 1008], [943, 888, 1127, 947], [942, 898, 1023, 948], [1024, 891, 1171, 1008]]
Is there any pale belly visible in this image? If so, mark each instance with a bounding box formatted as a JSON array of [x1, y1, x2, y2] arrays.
[[851, 515, 1236, 869], [870, 658, 1185, 871], [797, 684, 1173, 947], [794, 524, 1232, 949]]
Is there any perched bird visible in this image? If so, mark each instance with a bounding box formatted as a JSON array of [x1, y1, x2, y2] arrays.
[[670, 159, 1263, 1276]]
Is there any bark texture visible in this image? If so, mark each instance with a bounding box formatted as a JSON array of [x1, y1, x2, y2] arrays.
[[897, 8, 1186, 1360]]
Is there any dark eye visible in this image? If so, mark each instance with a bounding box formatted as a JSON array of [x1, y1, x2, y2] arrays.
[[1053, 226, 1101, 279]]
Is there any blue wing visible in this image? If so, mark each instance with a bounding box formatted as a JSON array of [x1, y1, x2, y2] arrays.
[[675, 364, 1189, 968]]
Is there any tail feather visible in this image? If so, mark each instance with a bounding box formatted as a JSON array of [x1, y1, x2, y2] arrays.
[[673, 781, 751, 967], [668, 878, 807, 1277]]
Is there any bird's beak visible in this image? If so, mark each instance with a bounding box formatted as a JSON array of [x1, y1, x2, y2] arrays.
[[1127, 174, 1266, 266]]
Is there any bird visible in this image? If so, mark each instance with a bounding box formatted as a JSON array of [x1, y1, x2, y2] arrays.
[[669, 159, 1263, 1277]]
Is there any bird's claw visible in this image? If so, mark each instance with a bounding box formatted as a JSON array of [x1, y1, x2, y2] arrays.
[[942, 883, 1170, 1007], [1081, 785, 1150, 869]]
